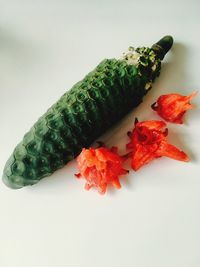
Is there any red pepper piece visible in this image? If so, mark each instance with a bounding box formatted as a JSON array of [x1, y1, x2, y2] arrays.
[[126, 119, 189, 171], [151, 92, 197, 124], [75, 147, 128, 194]]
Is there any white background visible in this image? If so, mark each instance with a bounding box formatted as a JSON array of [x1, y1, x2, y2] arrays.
[[0, 0, 200, 266]]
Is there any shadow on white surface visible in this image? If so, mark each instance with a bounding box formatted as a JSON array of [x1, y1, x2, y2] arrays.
[[0, 27, 38, 71], [167, 126, 196, 161]]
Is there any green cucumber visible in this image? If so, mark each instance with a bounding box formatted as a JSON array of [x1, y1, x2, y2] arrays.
[[2, 36, 173, 189]]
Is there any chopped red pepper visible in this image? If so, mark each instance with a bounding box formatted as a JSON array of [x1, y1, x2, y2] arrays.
[[151, 92, 197, 124], [75, 147, 128, 194], [126, 119, 189, 171]]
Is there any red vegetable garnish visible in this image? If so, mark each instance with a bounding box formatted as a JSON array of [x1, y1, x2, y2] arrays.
[[75, 147, 128, 194], [151, 92, 197, 124], [126, 119, 189, 171]]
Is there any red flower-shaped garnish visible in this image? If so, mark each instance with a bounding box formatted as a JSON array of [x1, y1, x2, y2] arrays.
[[75, 147, 128, 194], [151, 92, 197, 124], [126, 119, 189, 171]]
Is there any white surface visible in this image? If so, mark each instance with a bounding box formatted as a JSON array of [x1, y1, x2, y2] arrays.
[[0, 0, 200, 266]]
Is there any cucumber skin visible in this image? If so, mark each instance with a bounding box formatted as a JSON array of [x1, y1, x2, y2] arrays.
[[3, 57, 159, 189]]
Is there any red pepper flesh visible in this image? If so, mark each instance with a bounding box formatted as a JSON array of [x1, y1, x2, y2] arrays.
[[76, 147, 128, 194], [126, 119, 189, 170], [151, 92, 197, 123]]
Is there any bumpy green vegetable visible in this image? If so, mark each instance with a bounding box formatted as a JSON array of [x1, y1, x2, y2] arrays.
[[2, 36, 173, 189]]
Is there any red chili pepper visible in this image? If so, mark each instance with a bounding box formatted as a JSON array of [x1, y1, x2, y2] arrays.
[[126, 119, 189, 171], [151, 92, 197, 124], [75, 147, 128, 194]]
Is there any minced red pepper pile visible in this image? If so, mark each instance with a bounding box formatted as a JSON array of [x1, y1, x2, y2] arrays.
[[75, 147, 128, 194], [75, 92, 197, 194]]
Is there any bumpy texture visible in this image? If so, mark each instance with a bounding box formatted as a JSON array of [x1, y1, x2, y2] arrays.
[[3, 36, 173, 189]]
